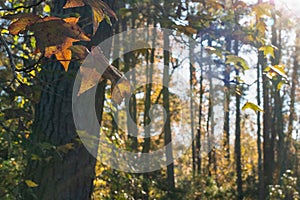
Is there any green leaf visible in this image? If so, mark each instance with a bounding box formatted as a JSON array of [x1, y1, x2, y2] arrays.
[[242, 102, 263, 113], [225, 55, 249, 70]]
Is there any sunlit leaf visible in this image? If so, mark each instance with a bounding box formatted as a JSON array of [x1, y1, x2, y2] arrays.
[[259, 45, 277, 58], [242, 102, 263, 113], [91, 6, 105, 34], [277, 80, 285, 90], [44, 37, 77, 57], [43, 4, 51, 13], [25, 180, 38, 188], [269, 65, 287, 79], [55, 49, 72, 71]]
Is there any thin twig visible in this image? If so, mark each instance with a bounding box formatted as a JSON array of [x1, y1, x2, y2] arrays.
[[0, 34, 17, 83], [0, 0, 45, 11]]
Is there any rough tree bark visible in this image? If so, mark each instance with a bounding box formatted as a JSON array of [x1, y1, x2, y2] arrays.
[[23, 0, 114, 199]]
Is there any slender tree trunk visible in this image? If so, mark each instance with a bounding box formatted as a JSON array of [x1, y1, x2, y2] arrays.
[[207, 64, 213, 177], [141, 22, 156, 200], [257, 52, 263, 200], [286, 29, 300, 170], [125, 19, 138, 151], [234, 40, 243, 200], [262, 49, 272, 200], [189, 38, 196, 178], [163, 28, 175, 190], [223, 37, 231, 163], [196, 46, 204, 175]]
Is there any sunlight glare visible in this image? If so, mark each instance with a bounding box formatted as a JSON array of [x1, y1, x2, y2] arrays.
[[274, 0, 300, 18]]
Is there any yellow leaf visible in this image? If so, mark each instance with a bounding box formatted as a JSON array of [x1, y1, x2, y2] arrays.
[[269, 65, 287, 79], [85, 0, 117, 34], [91, 7, 105, 35], [43, 4, 51, 13], [277, 81, 284, 90], [25, 180, 38, 187], [242, 102, 263, 113], [259, 45, 277, 58]]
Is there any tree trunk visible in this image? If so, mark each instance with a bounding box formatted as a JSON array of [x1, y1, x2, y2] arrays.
[[23, 0, 113, 199], [234, 40, 243, 200], [257, 52, 263, 200], [196, 46, 204, 175], [223, 36, 231, 163], [163, 27, 175, 191], [189, 37, 196, 178]]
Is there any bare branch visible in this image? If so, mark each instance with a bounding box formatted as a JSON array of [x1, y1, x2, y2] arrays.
[[0, 34, 17, 81], [0, 0, 45, 11]]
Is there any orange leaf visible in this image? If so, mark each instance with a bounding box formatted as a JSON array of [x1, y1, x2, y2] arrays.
[[45, 37, 78, 70], [55, 48, 72, 71], [62, 17, 90, 41], [27, 16, 89, 60], [63, 0, 85, 8], [44, 37, 78, 57]]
